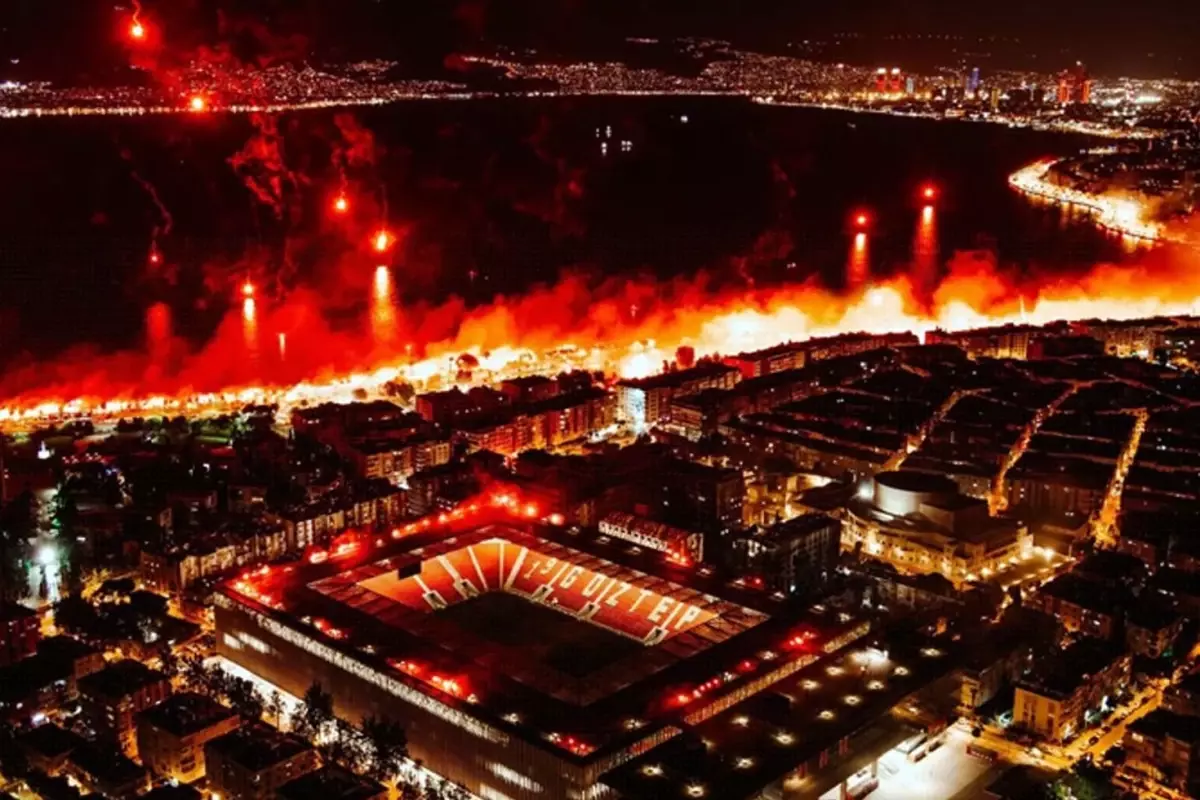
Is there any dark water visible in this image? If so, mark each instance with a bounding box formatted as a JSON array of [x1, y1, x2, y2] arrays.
[[0, 97, 1129, 372]]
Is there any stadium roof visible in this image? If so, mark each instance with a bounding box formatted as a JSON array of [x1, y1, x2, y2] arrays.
[[217, 514, 863, 765]]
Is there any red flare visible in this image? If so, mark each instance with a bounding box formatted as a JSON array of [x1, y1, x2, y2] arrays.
[[373, 230, 393, 253], [333, 195, 349, 214], [189, 95, 207, 113]]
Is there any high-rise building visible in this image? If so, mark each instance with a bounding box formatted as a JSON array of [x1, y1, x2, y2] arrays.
[[1057, 63, 1092, 104], [968, 67, 981, 95]]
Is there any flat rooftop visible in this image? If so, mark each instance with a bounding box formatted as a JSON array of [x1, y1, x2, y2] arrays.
[[1018, 639, 1126, 700], [77, 659, 166, 701], [19, 724, 85, 759], [602, 635, 959, 799], [206, 722, 314, 772], [278, 765, 384, 800], [138, 692, 239, 738]]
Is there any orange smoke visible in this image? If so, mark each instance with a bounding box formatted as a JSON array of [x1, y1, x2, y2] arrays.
[[1, 244, 1199, 426]]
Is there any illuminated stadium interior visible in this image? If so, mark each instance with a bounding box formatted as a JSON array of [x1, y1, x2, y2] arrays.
[[214, 512, 878, 800], [309, 526, 766, 706]]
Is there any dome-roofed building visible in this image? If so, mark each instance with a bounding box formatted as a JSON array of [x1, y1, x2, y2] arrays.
[[845, 470, 1030, 587]]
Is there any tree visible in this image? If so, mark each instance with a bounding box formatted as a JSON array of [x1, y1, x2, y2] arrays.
[[53, 592, 97, 634], [361, 715, 408, 781], [182, 654, 213, 694], [294, 681, 334, 741], [227, 676, 264, 721], [323, 720, 367, 769], [264, 690, 285, 728], [157, 643, 179, 679]]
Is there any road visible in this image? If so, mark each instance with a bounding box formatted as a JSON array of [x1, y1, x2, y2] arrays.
[[957, 679, 1165, 775]]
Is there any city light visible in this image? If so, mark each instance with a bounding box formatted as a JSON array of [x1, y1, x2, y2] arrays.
[[1008, 158, 1166, 241], [190, 95, 208, 113], [373, 230, 393, 252]]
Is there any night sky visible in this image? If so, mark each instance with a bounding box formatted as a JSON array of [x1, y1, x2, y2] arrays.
[[1, 0, 1198, 81]]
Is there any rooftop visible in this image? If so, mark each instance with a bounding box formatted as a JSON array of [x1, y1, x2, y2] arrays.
[[19, 724, 85, 760], [1127, 709, 1200, 743], [1125, 601, 1180, 632], [78, 659, 167, 701], [277, 765, 385, 800], [616, 362, 739, 392], [216, 517, 868, 765], [1074, 550, 1147, 583], [1019, 639, 1126, 700], [138, 692, 239, 738], [206, 722, 314, 772], [0, 637, 98, 705], [67, 742, 146, 788], [756, 513, 840, 546], [141, 785, 202, 800], [1037, 573, 1124, 616]]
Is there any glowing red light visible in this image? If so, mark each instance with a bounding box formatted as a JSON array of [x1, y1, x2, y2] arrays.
[[523, 503, 539, 518], [241, 281, 255, 299], [922, 185, 937, 200], [333, 195, 349, 214], [675, 693, 690, 705], [548, 513, 565, 526], [130, 22, 146, 40], [189, 95, 207, 113], [148, 251, 160, 265], [373, 230, 392, 252], [855, 213, 869, 228]]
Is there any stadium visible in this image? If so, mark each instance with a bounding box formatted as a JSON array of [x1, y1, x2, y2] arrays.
[[213, 500, 874, 800]]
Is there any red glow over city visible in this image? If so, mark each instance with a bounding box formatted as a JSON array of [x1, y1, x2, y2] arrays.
[[189, 95, 207, 112], [5, 163, 1200, 429]]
